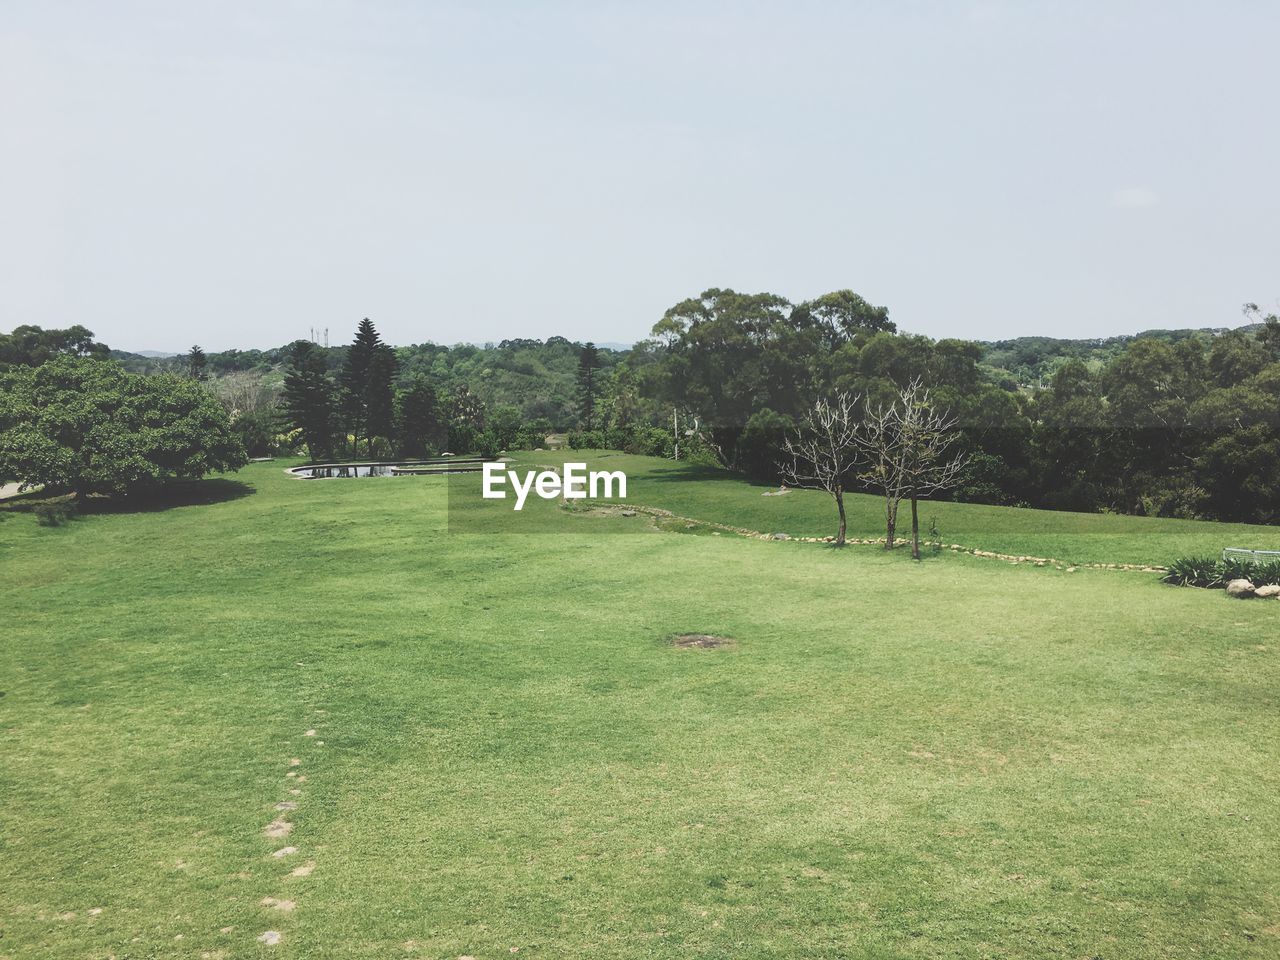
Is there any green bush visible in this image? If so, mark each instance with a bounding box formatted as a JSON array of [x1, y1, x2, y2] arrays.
[[1162, 555, 1280, 588], [0, 356, 246, 498], [229, 408, 280, 458]]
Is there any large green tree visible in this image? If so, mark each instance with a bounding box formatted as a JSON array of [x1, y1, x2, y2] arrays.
[[1030, 359, 1107, 511], [793, 289, 896, 349], [0, 356, 246, 498], [1190, 362, 1280, 522], [646, 288, 818, 468], [394, 376, 441, 458], [0, 325, 110, 368]]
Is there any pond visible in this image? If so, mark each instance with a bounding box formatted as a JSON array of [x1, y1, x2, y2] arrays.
[[288, 457, 497, 479]]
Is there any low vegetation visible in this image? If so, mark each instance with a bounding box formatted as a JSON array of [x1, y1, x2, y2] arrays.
[[1162, 554, 1280, 588]]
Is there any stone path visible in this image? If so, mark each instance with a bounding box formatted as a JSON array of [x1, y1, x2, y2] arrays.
[[257, 716, 325, 948], [609, 503, 1168, 573]]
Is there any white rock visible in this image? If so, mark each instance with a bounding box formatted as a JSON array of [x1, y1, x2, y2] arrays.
[[1226, 578, 1256, 597], [1254, 584, 1280, 598]]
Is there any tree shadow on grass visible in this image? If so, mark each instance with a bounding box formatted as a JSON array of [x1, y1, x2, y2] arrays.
[[83, 478, 256, 514], [638, 461, 747, 485], [3, 478, 255, 518]]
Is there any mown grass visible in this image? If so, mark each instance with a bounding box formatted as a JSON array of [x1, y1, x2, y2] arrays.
[[1, 459, 1278, 959], [533, 451, 1280, 566]]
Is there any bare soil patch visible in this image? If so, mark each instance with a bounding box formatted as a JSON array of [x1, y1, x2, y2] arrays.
[[672, 633, 736, 649]]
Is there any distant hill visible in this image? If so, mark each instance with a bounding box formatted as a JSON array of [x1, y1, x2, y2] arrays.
[[975, 323, 1264, 384], [109, 322, 1272, 409]]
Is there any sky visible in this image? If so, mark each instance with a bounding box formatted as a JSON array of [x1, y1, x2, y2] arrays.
[[2, 1, 1277, 353]]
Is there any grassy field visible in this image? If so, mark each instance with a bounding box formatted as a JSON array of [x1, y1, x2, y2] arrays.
[[538, 452, 1280, 567], [2, 458, 1278, 958]]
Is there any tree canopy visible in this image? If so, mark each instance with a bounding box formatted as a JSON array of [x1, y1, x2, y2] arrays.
[[0, 357, 246, 497], [0, 325, 110, 368]]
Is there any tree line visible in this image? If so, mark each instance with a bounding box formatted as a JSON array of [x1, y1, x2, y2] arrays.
[[275, 318, 569, 461], [4, 291, 1278, 522], [611, 289, 1280, 524]]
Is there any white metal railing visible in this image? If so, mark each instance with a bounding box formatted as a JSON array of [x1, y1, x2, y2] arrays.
[[1223, 547, 1280, 562]]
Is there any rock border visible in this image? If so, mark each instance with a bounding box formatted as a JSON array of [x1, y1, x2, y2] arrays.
[[608, 503, 1166, 573]]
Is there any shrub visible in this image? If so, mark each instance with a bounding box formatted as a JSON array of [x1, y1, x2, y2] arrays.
[[229, 408, 280, 458], [446, 423, 477, 455], [474, 430, 501, 458], [566, 428, 610, 450], [1162, 555, 1280, 588], [1161, 555, 1224, 588], [623, 426, 671, 458], [1222, 556, 1280, 586]]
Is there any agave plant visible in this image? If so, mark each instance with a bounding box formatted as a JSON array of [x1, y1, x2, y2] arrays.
[[1245, 558, 1280, 586], [1162, 554, 1280, 588], [1161, 556, 1222, 588]]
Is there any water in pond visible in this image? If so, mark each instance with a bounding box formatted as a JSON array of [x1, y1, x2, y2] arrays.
[[295, 464, 399, 478], [289, 458, 493, 479]]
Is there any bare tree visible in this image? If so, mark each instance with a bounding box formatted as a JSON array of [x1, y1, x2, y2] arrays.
[[209, 370, 282, 420], [855, 379, 967, 559], [853, 399, 911, 550], [780, 391, 862, 546]]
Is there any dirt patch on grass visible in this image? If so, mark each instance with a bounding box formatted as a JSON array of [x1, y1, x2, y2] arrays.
[[671, 633, 736, 650]]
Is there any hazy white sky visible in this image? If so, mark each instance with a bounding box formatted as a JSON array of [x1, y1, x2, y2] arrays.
[[2, 1, 1277, 352]]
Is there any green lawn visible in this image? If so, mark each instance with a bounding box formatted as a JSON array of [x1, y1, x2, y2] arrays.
[[1, 459, 1278, 958], [538, 451, 1280, 567]]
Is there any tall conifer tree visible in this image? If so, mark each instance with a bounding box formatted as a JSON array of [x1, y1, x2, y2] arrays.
[[340, 318, 397, 455], [281, 340, 334, 460]]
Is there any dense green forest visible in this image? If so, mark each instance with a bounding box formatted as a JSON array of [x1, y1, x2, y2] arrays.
[[3, 294, 1278, 523], [106, 335, 628, 430]]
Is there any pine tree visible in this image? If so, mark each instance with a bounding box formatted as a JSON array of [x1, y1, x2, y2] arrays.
[[575, 342, 601, 431], [366, 344, 398, 451], [187, 344, 208, 381], [281, 341, 334, 460], [340, 318, 386, 456]]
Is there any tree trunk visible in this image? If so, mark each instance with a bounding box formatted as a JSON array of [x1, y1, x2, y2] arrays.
[[910, 494, 921, 560], [885, 496, 897, 549], [835, 487, 846, 547]]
